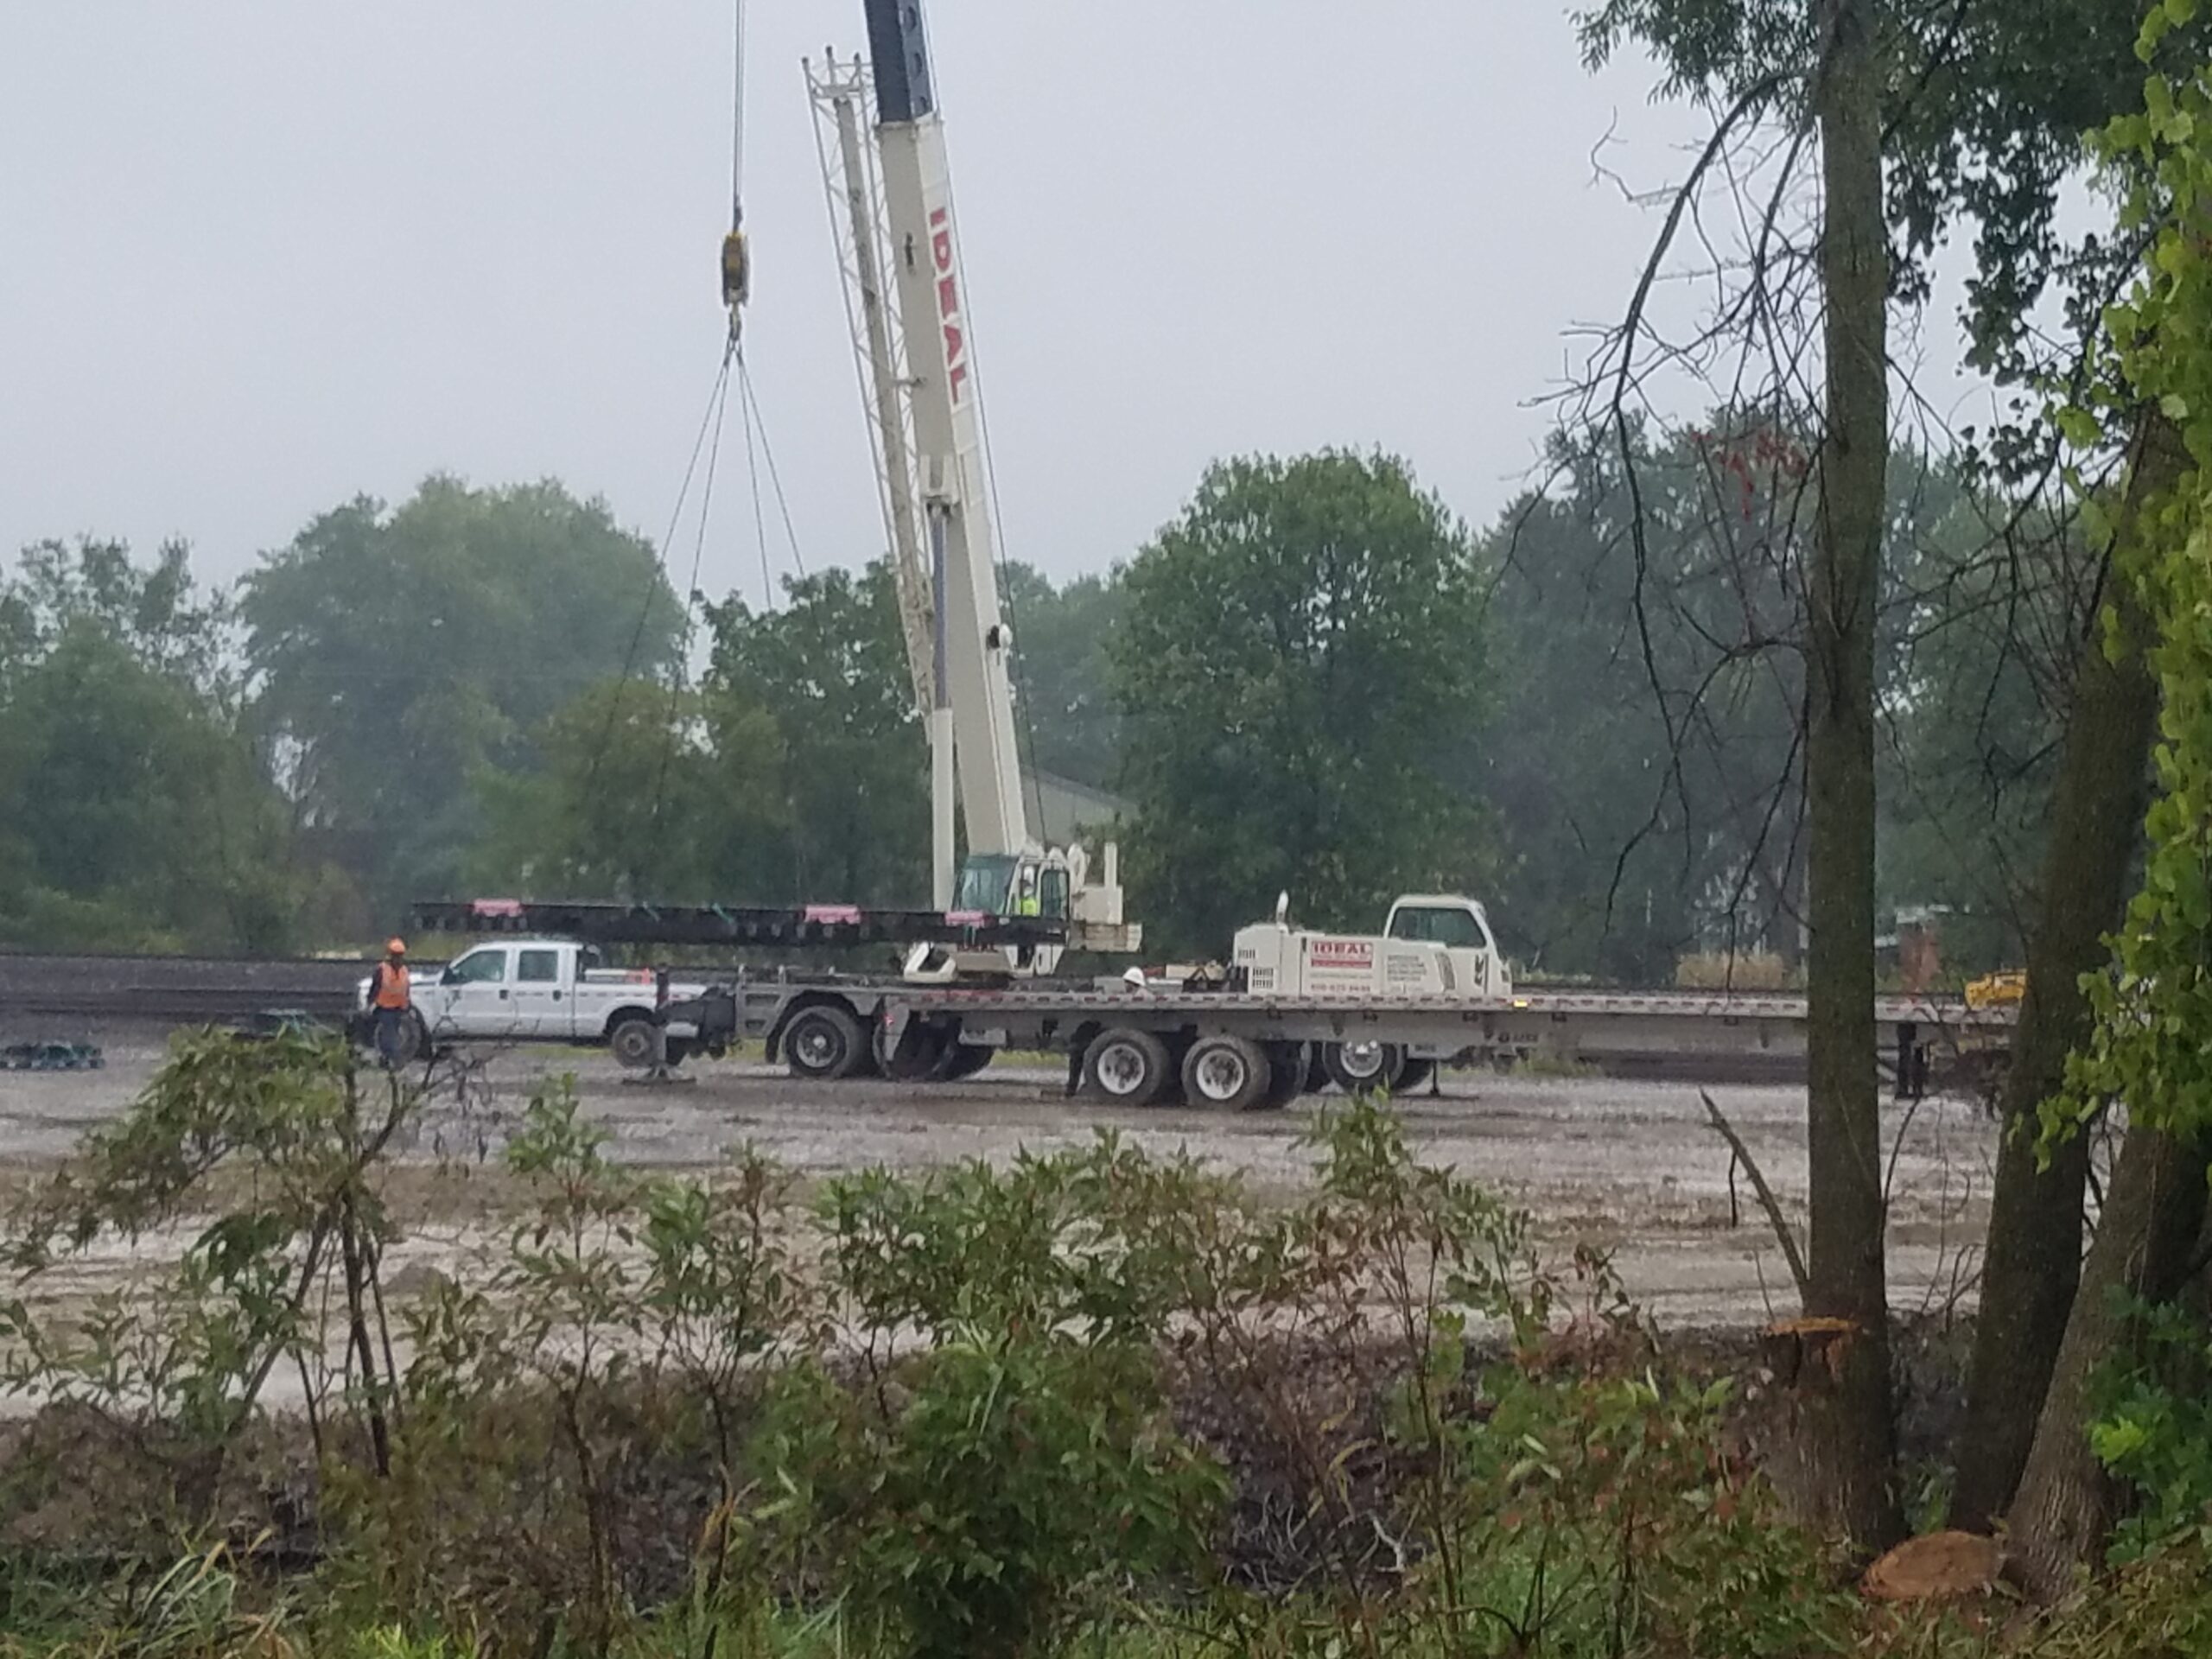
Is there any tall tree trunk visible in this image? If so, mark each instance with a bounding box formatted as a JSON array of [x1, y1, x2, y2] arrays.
[[1952, 413, 2178, 1533], [2006, 1124, 2212, 1593], [1799, 0, 1901, 1549]]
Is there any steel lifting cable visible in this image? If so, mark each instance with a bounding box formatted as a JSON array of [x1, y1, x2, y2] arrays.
[[580, 342, 736, 813], [643, 352, 736, 864], [586, 0, 752, 826], [739, 356, 809, 583]]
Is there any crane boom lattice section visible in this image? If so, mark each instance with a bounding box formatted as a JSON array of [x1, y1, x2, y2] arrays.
[[807, 54, 934, 724]]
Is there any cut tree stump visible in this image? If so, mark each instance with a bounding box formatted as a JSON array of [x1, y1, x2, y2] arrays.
[[1759, 1316, 1859, 1389], [1861, 1530, 2005, 1602]]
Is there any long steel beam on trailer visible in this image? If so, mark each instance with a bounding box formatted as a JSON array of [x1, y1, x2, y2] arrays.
[[410, 898, 1070, 950]]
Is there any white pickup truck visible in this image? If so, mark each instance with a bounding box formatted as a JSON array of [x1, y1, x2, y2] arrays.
[[356, 939, 711, 1066], [1230, 893, 1511, 1091]]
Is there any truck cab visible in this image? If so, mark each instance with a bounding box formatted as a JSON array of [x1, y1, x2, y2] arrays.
[[1231, 893, 1512, 1001], [1382, 894, 1510, 997]]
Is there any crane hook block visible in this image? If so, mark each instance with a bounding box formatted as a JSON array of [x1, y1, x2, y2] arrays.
[[721, 230, 751, 314]]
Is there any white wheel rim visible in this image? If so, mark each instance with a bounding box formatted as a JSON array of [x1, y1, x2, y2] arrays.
[[1338, 1042, 1388, 1081], [793, 1020, 841, 1070], [1192, 1048, 1250, 1103], [1094, 1040, 1150, 1097]]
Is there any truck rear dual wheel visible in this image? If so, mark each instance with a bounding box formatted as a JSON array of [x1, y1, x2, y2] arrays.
[[1258, 1042, 1310, 1111], [936, 1043, 994, 1082], [1182, 1033, 1279, 1112], [1323, 1040, 1403, 1093], [1319, 1042, 1436, 1096], [1082, 1027, 1173, 1107], [874, 1018, 995, 1084]]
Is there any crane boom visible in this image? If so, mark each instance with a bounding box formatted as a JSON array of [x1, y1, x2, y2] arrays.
[[862, 0, 1028, 873], [809, 0, 1137, 966]]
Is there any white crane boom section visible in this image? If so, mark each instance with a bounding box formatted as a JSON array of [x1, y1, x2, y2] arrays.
[[874, 124, 1031, 869], [806, 0, 1137, 961]]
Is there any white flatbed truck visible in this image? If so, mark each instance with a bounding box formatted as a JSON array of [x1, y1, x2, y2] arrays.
[[407, 895, 2012, 1104]]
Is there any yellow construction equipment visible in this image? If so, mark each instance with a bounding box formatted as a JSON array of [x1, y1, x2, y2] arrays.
[[1965, 969, 2026, 1011]]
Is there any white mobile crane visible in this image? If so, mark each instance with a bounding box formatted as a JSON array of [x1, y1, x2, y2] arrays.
[[410, 1, 2016, 1096], [805, 3, 1134, 976]]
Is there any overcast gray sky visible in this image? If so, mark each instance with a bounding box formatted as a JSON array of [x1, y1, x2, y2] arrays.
[[3, 3, 1722, 601]]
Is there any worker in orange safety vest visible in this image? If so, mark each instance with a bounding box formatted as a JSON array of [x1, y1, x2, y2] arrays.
[[367, 938, 412, 1067]]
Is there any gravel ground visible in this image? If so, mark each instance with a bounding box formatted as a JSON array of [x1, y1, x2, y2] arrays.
[[0, 1022, 1998, 1330]]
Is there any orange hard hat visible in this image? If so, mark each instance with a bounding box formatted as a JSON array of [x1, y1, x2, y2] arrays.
[[385, 938, 407, 957]]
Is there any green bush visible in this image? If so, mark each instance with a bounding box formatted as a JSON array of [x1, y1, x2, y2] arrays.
[[2088, 1294, 2212, 1562]]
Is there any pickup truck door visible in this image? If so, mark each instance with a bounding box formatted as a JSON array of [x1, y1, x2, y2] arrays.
[[511, 946, 575, 1039], [437, 946, 520, 1039]]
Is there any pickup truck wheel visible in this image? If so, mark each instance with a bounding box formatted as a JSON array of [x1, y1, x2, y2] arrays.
[[1324, 1040, 1405, 1094], [1182, 1033, 1270, 1111], [785, 1004, 864, 1081], [608, 1016, 664, 1071], [360, 1010, 429, 1065], [1082, 1027, 1171, 1107]]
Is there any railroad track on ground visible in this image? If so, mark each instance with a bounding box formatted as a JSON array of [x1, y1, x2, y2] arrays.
[[0, 952, 367, 1025]]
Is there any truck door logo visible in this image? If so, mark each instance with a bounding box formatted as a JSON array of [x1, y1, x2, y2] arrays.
[[929, 207, 969, 406], [1307, 939, 1374, 971]]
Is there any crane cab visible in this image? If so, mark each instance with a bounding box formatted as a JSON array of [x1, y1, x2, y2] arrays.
[[952, 851, 1069, 923]]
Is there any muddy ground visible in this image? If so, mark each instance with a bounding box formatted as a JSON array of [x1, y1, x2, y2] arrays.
[[0, 1021, 1999, 1332]]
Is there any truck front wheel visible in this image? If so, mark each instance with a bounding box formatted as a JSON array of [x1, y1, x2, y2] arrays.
[[784, 1004, 865, 1081], [1183, 1033, 1270, 1112], [1082, 1027, 1172, 1107]]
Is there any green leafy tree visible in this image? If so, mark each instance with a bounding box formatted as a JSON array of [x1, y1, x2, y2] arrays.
[[470, 679, 726, 901], [1479, 425, 1811, 982], [239, 477, 683, 916], [1578, 0, 2212, 1543], [701, 562, 928, 906], [2005, 19, 2212, 1585], [1111, 452, 1491, 957], [1001, 562, 1126, 791], [0, 539, 302, 951], [1876, 490, 2088, 976]]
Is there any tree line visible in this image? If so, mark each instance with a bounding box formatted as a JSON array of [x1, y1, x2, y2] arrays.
[[0, 446, 2050, 976]]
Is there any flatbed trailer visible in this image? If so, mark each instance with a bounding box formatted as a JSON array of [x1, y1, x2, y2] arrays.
[[413, 901, 2015, 1102], [874, 985, 2016, 1105], [657, 972, 2015, 1105]]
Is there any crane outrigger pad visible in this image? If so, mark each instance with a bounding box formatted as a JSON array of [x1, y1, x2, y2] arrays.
[[410, 898, 1071, 950]]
